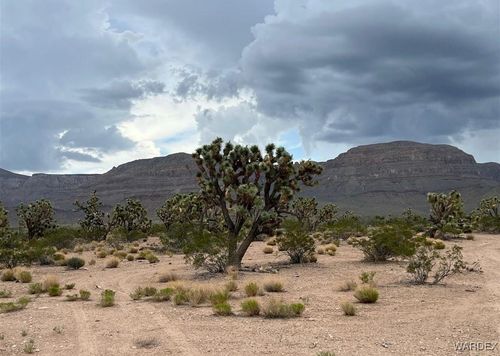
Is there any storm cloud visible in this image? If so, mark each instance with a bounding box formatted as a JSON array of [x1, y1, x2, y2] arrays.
[[1, 0, 499, 173]]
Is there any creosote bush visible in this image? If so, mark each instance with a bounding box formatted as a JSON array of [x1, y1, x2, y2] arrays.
[[100, 289, 115, 307], [340, 301, 356, 316], [66, 257, 85, 270], [240, 299, 260, 316], [277, 220, 316, 264], [354, 286, 379, 303]]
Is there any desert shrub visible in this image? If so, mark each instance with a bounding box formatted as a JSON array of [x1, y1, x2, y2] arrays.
[[266, 239, 277, 246], [65, 294, 79, 301], [100, 289, 115, 307], [143, 286, 157, 297], [28, 283, 44, 295], [126, 254, 134, 261], [359, 271, 376, 285], [88, 259, 96, 266], [324, 244, 336, 256], [472, 196, 500, 233], [146, 253, 159, 264], [349, 222, 418, 262], [0, 297, 30, 313], [338, 280, 357, 292], [316, 247, 325, 255], [65, 283, 75, 290], [240, 299, 260, 316], [106, 258, 120, 268], [322, 212, 367, 240], [276, 220, 316, 264], [16, 270, 32, 283], [263, 298, 305, 318], [263, 280, 284, 293], [407, 244, 466, 284], [158, 272, 178, 283], [43, 275, 59, 291], [225, 280, 238, 292], [317, 352, 335, 356], [73, 245, 84, 254], [66, 257, 85, 270], [47, 285, 62, 297], [262, 246, 274, 254], [23, 339, 36, 354], [340, 301, 356, 316], [210, 289, 230, 305], [128, 247, 138, 254], [213, 301, 232, 316], [16, 199, 56, 239], [0, 232, 32, 268], [290, 197, 338, 232], [187, 288, 211, 305], [53, 253, 65, 261], [173, 290, 189, 305], [1, 269, 15, 281], [113, 251, 127, 259], [433, 240, 446, 250], [0, 289, 12, 298], [96, 250, 107, 258], [130, 287, 145, 300], [354, 286, 379, 303], [152, 288, 174, 302], [79, 289, 91, 300], [244, 282, 260, 297]]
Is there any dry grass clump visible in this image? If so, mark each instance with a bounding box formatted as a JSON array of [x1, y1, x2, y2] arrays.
[[340, 301, 356, 316], [28, 283, 44, 295], [240, 299, 260, 316], [226, 266, 239, 280], [0, 289, 12, 298], [266, 238, 277, 246], [146, 253, 159, 264], [129, 247, 139, 254], [466, 234, 475, 240], [244, 282, 263, 297], [96, 250, 107, 258], [65, 283, 75, 290], [23, 338, 36, 354], [43, 275, 60, 291], [126, 254, 135, 261], [263, 280, 284, 293], [106, 258, 120, 268], [1, 269, 16, 282], [324, 244, 337, 256], [338, 280, 357, 292], [15, 270, 33, 283], [158, 272, 179, 283], [187, 287, 212, 306], [262, 298, 304, 318], [433, 240, 446, 250], [354, 286, 379, 303], [317, 247, 325, 255], [225, 280, 238, 292], [263, 246, 274, 254], [213, 301, 232, 316], [359, 271, 376, 285]]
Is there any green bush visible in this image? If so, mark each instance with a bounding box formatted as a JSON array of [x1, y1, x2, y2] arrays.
[[152, 288, 174, 302], [47, 285, 63, 297], [28, 283, 44, 295], [79, 290, 91, 301], [359, 271, 376, 285], [1, 269, 15, 281], [16, 199, 56, 239], [173, 290, 189, 305], [65, 294, 79, 301], [0, 289, 12, 298], [244, 282, 260, 297], [354, 286, 379, 303], [100, 289, 115, 307], [210, 290, 230, 305], [16, 270, 32, 283], [213, 301, 232, 316], [66, 257, 85, 270], [349, 222, 418, 262], [240, 299, 260, 316], [0, 297, 30, 313], [276, 220, 316, 264]]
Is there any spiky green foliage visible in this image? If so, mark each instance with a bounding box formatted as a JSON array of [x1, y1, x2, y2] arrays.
[[427, 191, 468, 239], [74, 191, 112, 240], [472, 196, 500, 233], [0, 202, 8, 230], [66, 257, 85, 270], [111, 198, 151, 235], [276, 220, 316, 264], [16, 199, 56, 239], [349, 222, 418, 262], [322, 211, 366, 241], [289, 197, 338, 232], [192, 138, 322, 268]]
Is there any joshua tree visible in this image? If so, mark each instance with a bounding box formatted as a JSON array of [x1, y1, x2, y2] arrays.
[[472, 196, 500, 232], [111, 198, 151, 234], [290, 197, 337, 232], [427, 190, 464, 239], [16, 199, 56, 239], [0, 202, 8, 230], [192, 137, 322, 268], [74, 191, 112, 240]]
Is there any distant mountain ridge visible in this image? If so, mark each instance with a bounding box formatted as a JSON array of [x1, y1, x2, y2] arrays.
[[1, 141, 499, 223]]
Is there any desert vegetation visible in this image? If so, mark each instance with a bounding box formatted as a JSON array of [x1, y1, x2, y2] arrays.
[[0, 139, 498, 355]]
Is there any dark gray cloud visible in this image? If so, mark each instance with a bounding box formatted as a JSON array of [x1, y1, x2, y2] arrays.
[[238, 0, 500, 151]]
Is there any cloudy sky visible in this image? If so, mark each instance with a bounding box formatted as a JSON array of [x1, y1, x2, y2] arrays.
[[0, 0, 499, 174]]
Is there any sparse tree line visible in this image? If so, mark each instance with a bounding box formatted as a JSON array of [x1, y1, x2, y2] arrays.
[[1, 138, 499, 283]]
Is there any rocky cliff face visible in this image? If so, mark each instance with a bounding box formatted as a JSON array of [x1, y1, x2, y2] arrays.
[[1, 141, 499, 222]]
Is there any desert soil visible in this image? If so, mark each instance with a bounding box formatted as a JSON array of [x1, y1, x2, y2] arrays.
[[1, 234, 499, 356]]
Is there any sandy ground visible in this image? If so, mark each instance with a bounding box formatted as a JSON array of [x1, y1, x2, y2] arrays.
[[0, 234, 499, 356]]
